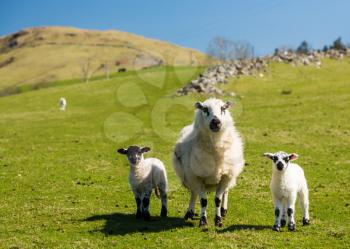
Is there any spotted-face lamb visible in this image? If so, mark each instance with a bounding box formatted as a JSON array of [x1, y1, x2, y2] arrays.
[[118, 146, 168, 220], [264, 151, 310, 231], [59, 97, 66, 111], [173, 98, 244, 228]]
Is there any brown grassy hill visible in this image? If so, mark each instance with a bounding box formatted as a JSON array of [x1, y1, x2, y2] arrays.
[[0, 26, 208, 91]]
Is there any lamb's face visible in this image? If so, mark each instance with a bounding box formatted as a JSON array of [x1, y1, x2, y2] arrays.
[[195, 99, 233, 133], [117, 146, 151, 166], [263, 151, 299, 171]]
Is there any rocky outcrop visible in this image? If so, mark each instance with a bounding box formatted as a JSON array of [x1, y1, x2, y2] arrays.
[[176, 49, 350, 96]]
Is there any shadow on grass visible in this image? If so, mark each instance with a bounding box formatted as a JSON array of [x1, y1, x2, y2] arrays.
[[218, 224, 271, 233], [84, 212, 194, 236]]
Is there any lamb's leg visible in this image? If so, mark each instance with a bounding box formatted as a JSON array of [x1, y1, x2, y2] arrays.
[[142, 190, 152, 221], [184, 190, 197, 220], [159, 183, 168, 218], [272, 197, 283, 231], [287, 193, 297, 231], [281, 200, 287, 227], [221, 190, 228, 217], [199, 192, 208, 228], [133, 190, 142, 219], [299, 184, 310, 226]]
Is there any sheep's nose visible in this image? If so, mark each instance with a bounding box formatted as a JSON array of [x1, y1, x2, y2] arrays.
[[277, 162, 284, 170], [210, 116, 222, 132]]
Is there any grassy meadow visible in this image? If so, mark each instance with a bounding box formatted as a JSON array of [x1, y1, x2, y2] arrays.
[[0, 60, 349, 248]]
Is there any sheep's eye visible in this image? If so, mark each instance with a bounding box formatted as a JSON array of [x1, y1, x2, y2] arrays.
[[202, 107, 209, 116], [283, 157, 289, 162], [273, 156, 278, 162]]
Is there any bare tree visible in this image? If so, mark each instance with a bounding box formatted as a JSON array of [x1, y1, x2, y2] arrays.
[[79, 58, 101, 82], [207, 36, 254, 62]]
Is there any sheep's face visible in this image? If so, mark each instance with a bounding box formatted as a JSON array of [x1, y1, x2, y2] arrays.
[[195, 99, 233, 133], [263, 151, 299, 171], [117, 146, 151, 166]]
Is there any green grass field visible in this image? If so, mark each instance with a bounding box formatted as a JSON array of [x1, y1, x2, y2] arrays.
[[0, 60, 349, 248]]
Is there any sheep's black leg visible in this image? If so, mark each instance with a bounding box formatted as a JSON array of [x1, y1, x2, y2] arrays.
[[142, 191, 151, 221], [159, 187, 167, 218], [214, 197, 223, 227], [185, 191, 196, 220], [135, 197, 142, 219], [199, 193, 208, 228]]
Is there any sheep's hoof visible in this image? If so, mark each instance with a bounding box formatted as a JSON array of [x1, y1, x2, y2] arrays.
[[136, 210, 143, 219], [143, 211, 151, 221], [272, 225, 280, 231], [280, 219, 287, 227], [220, 208, 227, 217], [161, 206, 167, 218], [199, 216, 208, 228], [288, 223, 295, 231], [184, 210, 195, 220], [302, 218, 310, 226], [214, 215, 222, 227]]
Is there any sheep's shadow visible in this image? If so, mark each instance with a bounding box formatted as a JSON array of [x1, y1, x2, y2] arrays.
[[84, 212, 194, 236], [218, 224, 271, 233]]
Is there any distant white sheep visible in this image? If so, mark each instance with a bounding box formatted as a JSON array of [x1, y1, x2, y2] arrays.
[[59, 97, 66, 111], [118, 146, 168, 220], [173, 98, 244, 227], [264, 151, 310, 231]]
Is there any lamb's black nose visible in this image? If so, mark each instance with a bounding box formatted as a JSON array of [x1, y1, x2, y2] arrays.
[[277, 162, 284, 171], [210, 117, 222, 132]]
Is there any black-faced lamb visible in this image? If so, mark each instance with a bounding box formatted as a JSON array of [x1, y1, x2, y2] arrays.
[[264, 151, 310, 231], [173, 98, 244, 228], [118, 146, 168, 220]]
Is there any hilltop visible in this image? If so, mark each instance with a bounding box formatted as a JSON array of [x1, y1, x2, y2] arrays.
[[0, 26, 208, 91]]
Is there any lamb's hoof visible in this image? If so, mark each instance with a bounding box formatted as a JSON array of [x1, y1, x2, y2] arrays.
[[280, 219, 287, 227], [220, 207, 227, 217], [272, 224, 281, 231], [136, 210, 143, 219], [214, 215, 223, 227], [302, 218, 310, 226], [184, 210, 195, 220], [143, 211, 151, 221], [199, 216, 208, 229], [288, 223, 295, 231], [161, 206, 167, 218]]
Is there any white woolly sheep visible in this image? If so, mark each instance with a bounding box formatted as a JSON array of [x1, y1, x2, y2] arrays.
[[173, 98, 244, 227], [264, 151, 310, 231], [118, 146, 168, 220], [59, 97, 67, 111]]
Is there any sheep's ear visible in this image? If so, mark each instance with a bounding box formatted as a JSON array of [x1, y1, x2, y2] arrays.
[[263, 152, 274, 160], [222, 101, 234, 110], [195, 102, 204, 110], [117, 148, 127, 155], [141, 147, 151, 153], [289, 153, 299, 161]]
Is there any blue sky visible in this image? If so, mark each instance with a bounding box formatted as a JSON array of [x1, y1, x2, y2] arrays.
[[1, 0, 349, 55]]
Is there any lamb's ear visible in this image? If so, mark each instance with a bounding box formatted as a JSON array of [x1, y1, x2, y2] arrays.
[[117, 148, 127, 155], [263, 152, 274, 160], [195, 102, 204, 110], [222, 101, 234, 110], [141, 147, 151, 153], [289, 153, 299, 161]]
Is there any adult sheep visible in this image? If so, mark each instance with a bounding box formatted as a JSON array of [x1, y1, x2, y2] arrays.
[[173, 98, 244, 228]]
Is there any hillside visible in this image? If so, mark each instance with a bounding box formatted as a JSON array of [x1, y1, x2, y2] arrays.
[[0, 60, 349, 248], [0, 26, 208, 91]]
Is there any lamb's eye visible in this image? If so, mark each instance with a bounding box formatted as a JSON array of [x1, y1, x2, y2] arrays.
[[202, 107, 209, 116], [283, 157, 289, 162], [273, 156, 278, 162]]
